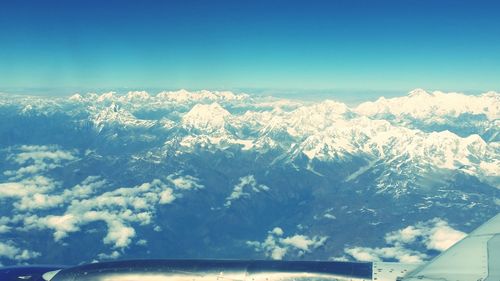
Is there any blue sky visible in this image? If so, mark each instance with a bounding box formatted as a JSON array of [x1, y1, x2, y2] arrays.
[[1, 0, 499, 95]]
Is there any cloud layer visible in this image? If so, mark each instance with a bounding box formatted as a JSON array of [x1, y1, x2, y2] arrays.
[[225, 175, 270, 207], [345, 218, 466, 263], [247, 227, 327, 260], [0, 146, 205, 262]]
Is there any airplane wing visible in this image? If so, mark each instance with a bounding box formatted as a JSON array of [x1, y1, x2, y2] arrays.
[[402, 213, 500, 281]]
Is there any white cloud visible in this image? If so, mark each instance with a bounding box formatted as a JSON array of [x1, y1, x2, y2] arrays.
[[385, 225, 422, 245], [424, 219, 466, 251], [14, 145, 76, 164], [103, 220, 136, 248], [324, 213, 336, 219], [345, 246, 426, 263], [159, 188, 176, 204], [16, 193, 65, 211], [345, 247, 383, 262], [0, 176, 57, 199], [270, 246, 288, 260], [271, 227, 284, 236], [97, 250, 121, 260], [225, 175, 270, 207], [384, 218, 466, 251], [330, 256, 350, 262], [0, 241, 40, 262], [167, 173, 203, 190], [44, 214, 80, 241], [3, 145, 77, 179], [0, 182, 31, 197], [0, 225, 11, 233], [0, 146, 81, 217], [20, 179, 177, 249], [345, 218, 466, 263], [281, 235, 328, 252], [247, 227, 327, 260], [137, 239, 148, 246], [62, 176, 107, 199], [1, 176, 106, 212]]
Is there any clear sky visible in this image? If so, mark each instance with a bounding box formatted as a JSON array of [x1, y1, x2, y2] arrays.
[[1, 0, 500, 94]]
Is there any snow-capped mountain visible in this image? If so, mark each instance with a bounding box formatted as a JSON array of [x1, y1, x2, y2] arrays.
[[355, 89, 500, 142], [0, 89, 498, 266], [182, 102, 231, 134], [91, 103, 156, 132], [356, 88, 499, 120]]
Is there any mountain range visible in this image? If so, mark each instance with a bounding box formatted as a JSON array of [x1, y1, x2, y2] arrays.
[[0, 89, 498, 266]]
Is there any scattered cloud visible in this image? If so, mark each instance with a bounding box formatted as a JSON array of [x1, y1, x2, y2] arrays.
[[281, 235, 327, 252], [0, 176, 57, 199], [0, 146, 79, 212], [247, 227, 327, 260], [324, 213, 336, 219], [97, 250, 121, 260], [0, 241, 40, 262], [345, 218, 466, 262], [0, 225, 11, 233], [16, 179, 176, 249], [421, 219, 466, 251], [345, 245, 426, 263], [3, 145, 77, 179], [225, 175, 270, 207], [159, 188, 176, 204], [137, 239, 148, 246], [167, 173, 203, 190], [0, 146, 186, 256], [329, 256, 350, 262]]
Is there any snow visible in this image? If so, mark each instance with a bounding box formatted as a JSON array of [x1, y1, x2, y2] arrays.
[[91, 103, 156, 131], [182, 102, 231, 134], [3, 88, 499, 191], [356, 89, 499, 121], [0, 88, 498, 264], [77, 89, 498, 188], [345, 160, 378, 182]]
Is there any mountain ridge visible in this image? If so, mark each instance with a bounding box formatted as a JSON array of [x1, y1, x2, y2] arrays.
[[0, 89, 498, 266]]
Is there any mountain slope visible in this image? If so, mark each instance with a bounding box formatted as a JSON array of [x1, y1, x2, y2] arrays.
[[0, 89, 498, 266]]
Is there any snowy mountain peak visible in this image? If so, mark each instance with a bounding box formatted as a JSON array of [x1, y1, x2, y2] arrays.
[[91, 103, 154, 131], [61, 89, 251, 105], [93, 103, 130, 122], [482, 91, 500, 98], [186, 102, 230, 118], [69, 93, 84, 102], [125, 91, 150, 101], [408, 88, 431, 98], [182, 103, 231, 133], [156, 89, 248, 102], [97, 92, 116, 102], [308, 100, 350, 115], [355, 89, 499, 121]]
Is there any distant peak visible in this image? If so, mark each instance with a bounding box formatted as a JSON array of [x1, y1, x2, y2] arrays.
[[182, 103, 231, 133], [97, 91, 116, 102], [408, 88, 431, 97], [125, 91, 150, 100], [186, 102, 230, 117], [69, 93, 83, 102], [109, 102, 120, 112]]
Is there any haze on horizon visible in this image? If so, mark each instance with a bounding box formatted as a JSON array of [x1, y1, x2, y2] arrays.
[[1, 0, 500, 95]]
